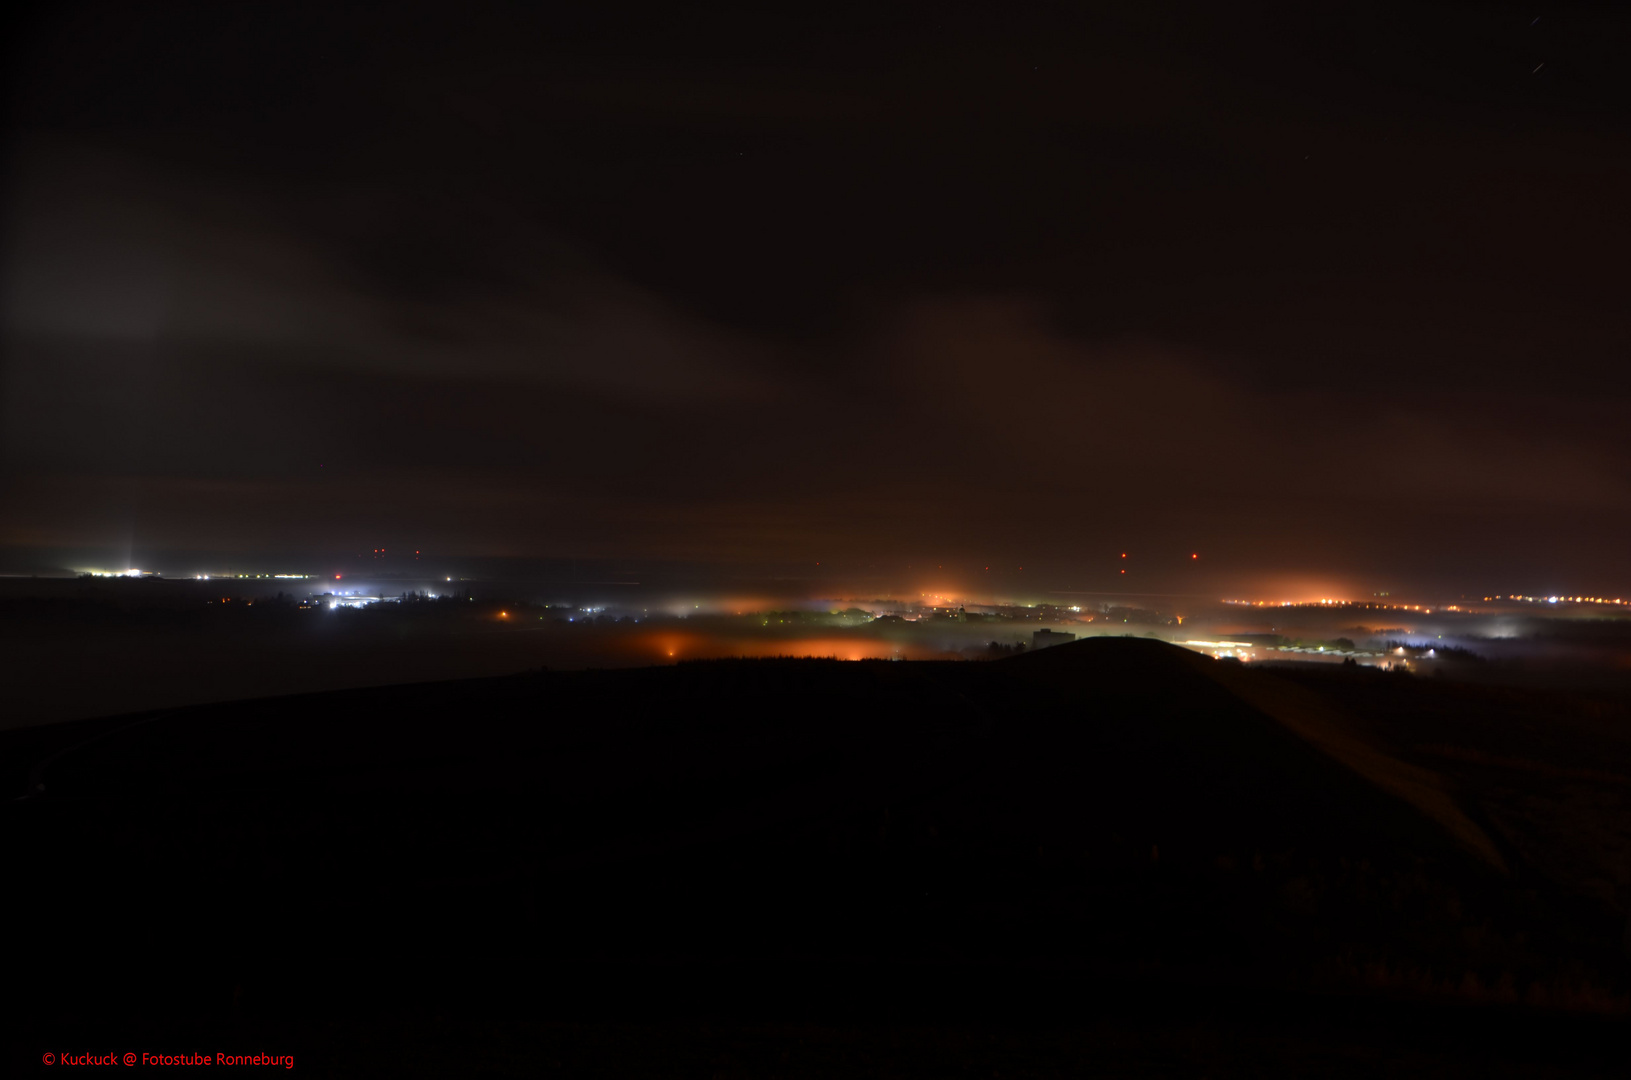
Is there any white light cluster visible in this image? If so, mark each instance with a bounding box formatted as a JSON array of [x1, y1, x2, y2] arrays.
[[1490, 594, 1627, 607]]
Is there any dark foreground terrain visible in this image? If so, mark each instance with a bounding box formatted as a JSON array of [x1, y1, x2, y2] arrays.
[[8, 639, 1631, 1075]]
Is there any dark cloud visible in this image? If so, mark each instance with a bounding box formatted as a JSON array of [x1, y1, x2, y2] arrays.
[[4, 2, 1630, 594]]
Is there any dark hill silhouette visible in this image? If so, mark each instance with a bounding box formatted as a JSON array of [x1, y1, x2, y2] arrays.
[[8, 639, 1629, 1073], [1004, 637, 1506, 867]]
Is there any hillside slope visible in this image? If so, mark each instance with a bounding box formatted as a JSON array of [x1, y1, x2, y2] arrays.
[[8, 640, 1629, 1070]]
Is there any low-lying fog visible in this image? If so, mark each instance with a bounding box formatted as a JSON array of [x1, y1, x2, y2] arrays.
[[4, 575, 1629, 729]]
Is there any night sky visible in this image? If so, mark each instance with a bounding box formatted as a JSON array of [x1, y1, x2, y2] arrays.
[[4, 2, 1629, 596]]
